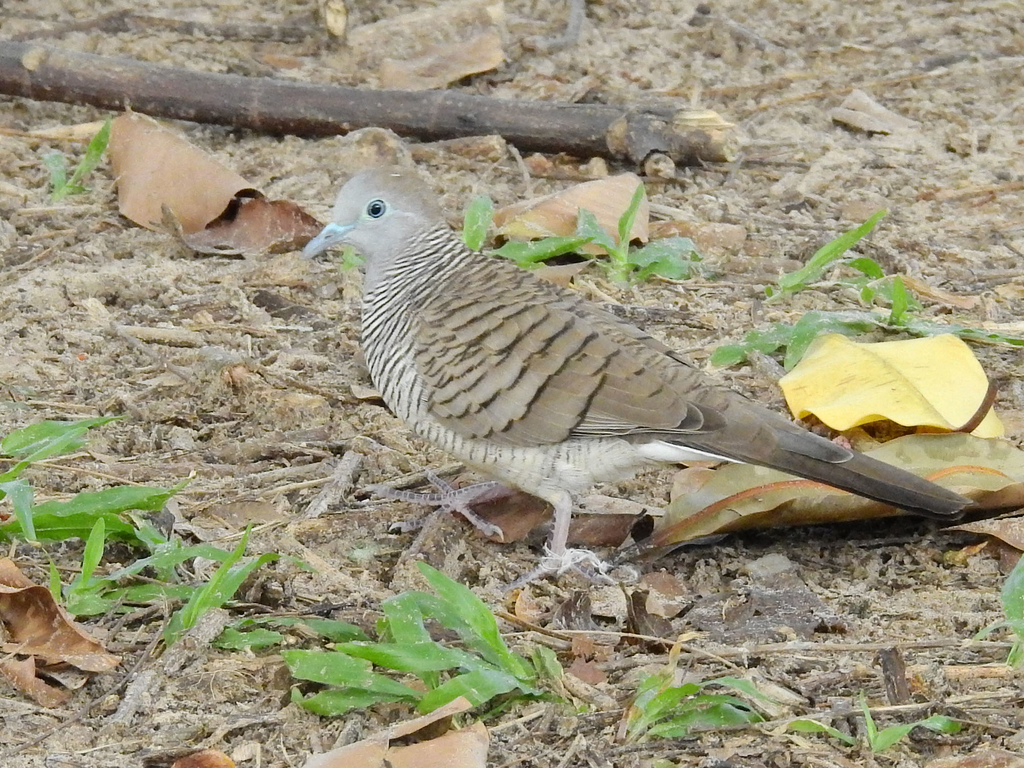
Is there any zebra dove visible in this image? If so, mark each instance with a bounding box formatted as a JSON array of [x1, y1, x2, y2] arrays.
[[303, 167, 970, 575]]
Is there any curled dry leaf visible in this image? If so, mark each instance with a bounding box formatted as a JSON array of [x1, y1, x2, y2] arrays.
[[948, 516, 1024, 553], [380, 30, 505, 91], [171, 750, 236, 768], [645, 433, 1024, 551], [493, 173, 649, 254], [467, 489, 642, 547], [183, 193, 324, 256], [302, 696, 488, 768], [109, 113, 322, 256], [109, 112, 249, 233], [0, 656, 69, 707], [779, 333, 1003, 437], [0, 558, 120, 706]]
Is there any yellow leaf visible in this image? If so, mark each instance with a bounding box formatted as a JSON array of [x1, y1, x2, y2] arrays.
[[778, 334, 1003, 437]]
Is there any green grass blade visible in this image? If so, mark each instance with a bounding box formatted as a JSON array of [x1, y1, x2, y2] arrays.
[[493, 235, 593, 267], [617, 183, 647, 250], [337, 640, 488, 674], [1000, 548, 1024, 623], [32, 484, 178, 520], [416, 562, 533, 680], [64, 117, 112, 193], [786, 718, 857, 746], [164, 529, 278, 645], [292, 688, 416, 716], [646, 699, 762, 739], [628, 237, 699, 282], [1, 417, 118, 471], [417, 667, 530, 713], [282, 649, 422, 699], [0, 479, 36, 542], [48, 560, 61, 602], [530, 645, 563, 683], [775, 210, 887, 297], [0, 485, 178, 545], [44, 152, 69, 201], [79, 517, 106, 583], [214, 627, 286, 650], [846, 257, 885, 279], [462, 195, 494, 251], [301, 618, 369, 642], [888, 276, 909, 325], [575, 209, 616, 253], [105, 541, 235, 581]]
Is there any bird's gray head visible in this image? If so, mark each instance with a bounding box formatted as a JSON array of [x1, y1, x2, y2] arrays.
[[302, 167, 444, 263]]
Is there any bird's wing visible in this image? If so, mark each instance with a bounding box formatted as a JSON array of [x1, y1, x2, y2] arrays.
[[409, 261, 968, 518], [411, 274, 722, 446]]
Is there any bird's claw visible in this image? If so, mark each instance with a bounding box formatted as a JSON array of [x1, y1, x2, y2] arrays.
[[509, 546, 615, 589], [371, 472, 508, 540]]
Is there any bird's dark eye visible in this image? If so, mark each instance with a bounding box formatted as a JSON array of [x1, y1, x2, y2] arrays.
[[366, 199, 387, 218]]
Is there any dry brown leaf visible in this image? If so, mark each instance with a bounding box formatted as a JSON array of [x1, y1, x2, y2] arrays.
[[110, 112, 250, 233], [302, 697, 486, 768], [386, 723, 488, 768], [380, 30, 504, 90], [0, 558, 120, 672], [468, 489, 642, 547], [0, 558, 120, 706], [0, 656, 69, 707], [470, 487, 551, 542], [948, 515, 1024, 552], [647, 434, 1024, 550], [182, 194, 323, 256], [494, 174, 648, 254], [566, 657, 607, 686], [625, 590, 673, 645], [109, 113, 322, 256], [512, 588, 545, 624]]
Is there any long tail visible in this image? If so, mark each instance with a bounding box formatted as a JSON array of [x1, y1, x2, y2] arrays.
[[665, 415, 970, 519]]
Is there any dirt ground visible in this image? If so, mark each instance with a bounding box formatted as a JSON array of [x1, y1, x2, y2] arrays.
[[2, 0, 1024, 766]]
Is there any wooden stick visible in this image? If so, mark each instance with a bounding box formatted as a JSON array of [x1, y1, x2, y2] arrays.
[[0, 41, 735, 164]]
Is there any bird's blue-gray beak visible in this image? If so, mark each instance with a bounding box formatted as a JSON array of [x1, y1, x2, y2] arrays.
[[303, 222, 354, 259]]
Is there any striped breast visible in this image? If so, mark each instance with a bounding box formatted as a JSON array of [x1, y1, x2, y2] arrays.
[[359, 226, 656, 494]]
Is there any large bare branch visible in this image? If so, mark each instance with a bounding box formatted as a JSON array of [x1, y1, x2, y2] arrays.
[[0, 41, 735, 164]]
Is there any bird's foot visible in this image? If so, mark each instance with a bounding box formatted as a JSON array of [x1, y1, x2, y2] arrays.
[[509, 546, 615, 589], [373, 471, 509, 540]]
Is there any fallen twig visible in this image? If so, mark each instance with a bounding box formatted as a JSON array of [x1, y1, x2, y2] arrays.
[[0, 41, 736, 164]]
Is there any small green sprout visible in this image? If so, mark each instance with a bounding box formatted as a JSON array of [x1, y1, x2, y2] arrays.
[[45, 117, 112, 202], [976, 552, 1024, 667], [460, 184, 700, 284], [283, 562, 558, 716], [859, 694, 960, 753]]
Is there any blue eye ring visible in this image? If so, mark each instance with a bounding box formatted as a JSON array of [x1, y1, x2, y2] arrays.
[[366, 199, 387, 218]]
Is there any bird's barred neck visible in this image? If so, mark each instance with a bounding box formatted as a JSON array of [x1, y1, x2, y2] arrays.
[[363, 225, 473, 300]]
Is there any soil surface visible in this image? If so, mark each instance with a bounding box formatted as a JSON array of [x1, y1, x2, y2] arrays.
[[2, 1, 1024, 767]]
